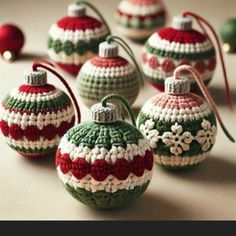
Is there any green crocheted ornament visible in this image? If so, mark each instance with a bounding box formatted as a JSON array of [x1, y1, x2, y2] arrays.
[[56, 94, 154, 209], [137, 65, 234, 169]]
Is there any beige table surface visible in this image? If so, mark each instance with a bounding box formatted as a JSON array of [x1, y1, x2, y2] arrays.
[[0, 0, 236, 220]]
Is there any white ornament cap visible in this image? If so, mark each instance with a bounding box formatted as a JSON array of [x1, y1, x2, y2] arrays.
[[99, 41, 119, 58], [68, 3, 86, 17], [165, 76, 190, 95], [91, 103, 119, 123], [24, 70, 47, 86], [172, 16, 192, 30]]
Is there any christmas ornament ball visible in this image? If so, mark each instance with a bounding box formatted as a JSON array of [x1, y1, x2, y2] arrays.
[[56, 96, 153, 209], [116, 0, 166, 41], [137, 73, 217, 169], [0, 24, 25, 61], [0, 70, 75, 158], [141, 16, 217, 91], [47, 3, 110, 75], [220, 18, 236, 53], [77, 41, 140, 107]]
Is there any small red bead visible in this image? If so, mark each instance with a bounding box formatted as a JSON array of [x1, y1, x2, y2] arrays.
[[144, 150, 154, 171], [42, 124, 57, 140], [9, 124, 24, 140], [91, 159, 112, 181], [60, 153, 72, 174], [24, 125, 40, 141], [71, 158, 90, 180], [0, 120, 9, 137], [132, 155, 145, 177], [113, 158, 131, 180]]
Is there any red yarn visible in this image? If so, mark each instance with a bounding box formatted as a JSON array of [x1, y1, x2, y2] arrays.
[[9, 124, 24, 140], [113, 158, 131, 180], [56, 62, 83, 76], [208, 57, 217, 71], [132, 155, 145, 177], [19, 84, 55, 94], [55, 149, 62, 167], [58, 121, 71, 136], [158, 27, 207, 44], [42, 124, 57, 140], [57, 16, 102, 31], [24, 125, 41, 141], [144, 150, 154, 171], [0, 120, 9, 136], [71, 158, 91, 180], [91, 159, 112, 181], [162, 58, 176, 73], [59, 153, 72, 174], [194, 60, 206, 74], [148, 56, 159, 69], [0, 24, 24, 54], [91, 56, 128, 68]]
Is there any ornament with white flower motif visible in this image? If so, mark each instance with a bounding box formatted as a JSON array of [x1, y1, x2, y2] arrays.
[[137, 65, 234, 169], [0, 61, 81, 158], [47, 2, 110, 75], [56, 94, 153, 209], [141, 12, 234, 110], [116, 0, 167, 41]]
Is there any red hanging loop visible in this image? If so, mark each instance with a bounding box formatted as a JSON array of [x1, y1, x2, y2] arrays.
[[182, 11, 234, 111], [174, 65, 235, 143], [32, 61, 81, 124]]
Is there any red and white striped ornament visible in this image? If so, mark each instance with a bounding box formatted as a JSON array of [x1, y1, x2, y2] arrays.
[[48, 2, 110, 76]]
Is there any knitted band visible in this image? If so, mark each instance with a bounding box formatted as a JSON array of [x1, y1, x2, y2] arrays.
[[91, 103, 119, 123], [172, 16, 192, 30], [165, 76, 190, 95], [24, 70, 47, 86], [99, 41, 119, 57], [68, 3, 86, 17]]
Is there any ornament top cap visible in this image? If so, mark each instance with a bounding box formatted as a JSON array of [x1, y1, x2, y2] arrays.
[[24, 69, 47, 86], [165, 76, 190, 95], [91, 103, 119, 123], [68, 3, 86, 17], [172, 16, 193, 30], [99, 41, 119, 58]]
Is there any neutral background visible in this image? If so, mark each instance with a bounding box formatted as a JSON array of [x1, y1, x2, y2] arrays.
[[0, 0, 236, 220]]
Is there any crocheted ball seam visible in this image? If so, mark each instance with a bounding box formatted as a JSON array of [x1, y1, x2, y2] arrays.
[[141, 28, 216, 86], [116, 0, 166, 30], [137, 93, 217, 167], [0, 84, 75, 156], [56, 121, 153, 208], [77, 56, 139, 104], [48, 15, 109, 66]]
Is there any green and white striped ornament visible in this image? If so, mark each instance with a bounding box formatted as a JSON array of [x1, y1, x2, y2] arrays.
[[77, 40, 140, 107]]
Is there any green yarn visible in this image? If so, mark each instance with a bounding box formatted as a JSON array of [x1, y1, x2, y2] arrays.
[[64, 181, 149, 209], [78, 73, 139, 101], [2, 91, 72, 113], [144, 41, 216, 61], [66, 121, 143, 149], [137, 111, 217, 157], [116, 16, 166, 30], [48, 35, 108, 56]]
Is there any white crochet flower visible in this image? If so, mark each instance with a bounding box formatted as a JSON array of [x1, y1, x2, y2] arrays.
[[140, 119, 160, 148], [196, 119, 217, 152], [162, 123, 193, 156]]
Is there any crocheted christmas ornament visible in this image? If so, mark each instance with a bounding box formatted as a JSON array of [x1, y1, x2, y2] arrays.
[[137, 65, 234, 169], [116, 0, 166, 41], [48, 2, 110, 75], [0, 62, 81, 158], [56, 94, 153, 209], [141, 15, 217, 91], [0, 23, 24, 61], [77, 36, 142, 107], [220, 18, 236, 53]]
